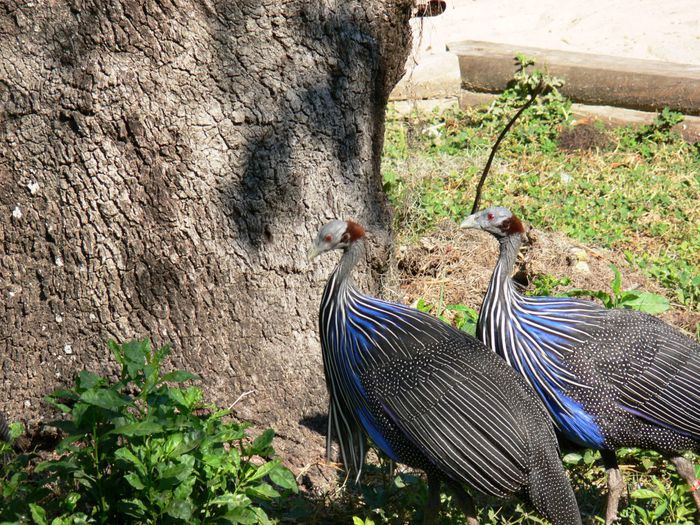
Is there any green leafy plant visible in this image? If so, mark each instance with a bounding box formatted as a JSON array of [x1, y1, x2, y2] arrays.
[[477, 55, 572, 153], [528, 274, 572, 296], [642, 258, 700, 308], [636, 108, 685, 144], [619, 474, 697, 524], [383, 89, 698, 310], [617, 107, 686, 159], [416, 298, 479, 336], [563, 264, 670, 314], [0, 339, 297, 525]]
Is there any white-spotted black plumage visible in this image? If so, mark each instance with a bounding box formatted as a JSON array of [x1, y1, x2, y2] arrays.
[[311, 219, 582, 525], [461, 206, 700, 522], [0, 412, 9, 443]]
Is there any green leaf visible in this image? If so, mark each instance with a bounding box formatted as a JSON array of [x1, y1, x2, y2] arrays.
[[154, 343, 173, 363], [245, 482, 280, 500], [110, 421, 163, 436], [122, 339, 150, 379], [174, 476, 196, 501], [251, 507, 272, 525], [79, 388, 131, 410], [245, 460, 279, 483], [168, 431, 203, 457], [250, 429, 275, 456], [561, 452, 582, 465], [223, 506, 258, 525], [167, 499, 193, 520], [29, 504, 48, 525], [35, 457, 79, 474], [582, 449, 598, 465], [124, 472, 145, 490], [610, 264, 622, 297], [63, 492, 81, 512], [630, 488, 661, 499], [142, 364, 160, 394], [209, 493, 248, 507], [268, 465, 298, 493], [158, 455, 195, 482], [621, 291, 670, 314], [108, 340, 125, 365], [48, 388, 79, 401], [653, 500, 668, 518], [76, 370, 103, 390], [564, 288, 613, 307], [120, 497, 149, 515], [162, 370, 198, 383], [167, 387, 188, 408], [215, 426, 247, 443], [170, 386, 203, 410], [115, 447, 147, 475], [444, 304, 476, 314], [8, 422, 24, 441]]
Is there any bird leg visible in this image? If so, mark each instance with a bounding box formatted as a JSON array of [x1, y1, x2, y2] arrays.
[[422, 474, 442, 525], [601, 449, 625, 525], [669, 456, 700, 513], [446, 480, 479, 525]]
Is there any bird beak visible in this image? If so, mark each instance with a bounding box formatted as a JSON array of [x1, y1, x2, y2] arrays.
[[460, 215, 479, 229], [307, 245, 321, 261]]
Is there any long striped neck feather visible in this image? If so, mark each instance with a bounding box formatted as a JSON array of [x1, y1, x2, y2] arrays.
[[494, 232, 523, 289], [335, 241, 363, 290]]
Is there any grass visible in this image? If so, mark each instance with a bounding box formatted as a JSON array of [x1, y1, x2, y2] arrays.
[[368, 70, 700, 524], [382, 94, 700, 308]]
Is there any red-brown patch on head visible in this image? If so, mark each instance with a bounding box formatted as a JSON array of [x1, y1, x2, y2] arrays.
[[345, 220, 366, 241], [501, 215, 525, 235]]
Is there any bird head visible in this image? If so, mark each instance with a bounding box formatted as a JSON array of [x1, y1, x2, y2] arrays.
[[460, 207, 525, 239], [308, 220, 366, 260]]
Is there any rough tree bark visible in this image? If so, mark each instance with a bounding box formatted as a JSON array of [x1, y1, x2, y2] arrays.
[[0, 0, 412, 467]]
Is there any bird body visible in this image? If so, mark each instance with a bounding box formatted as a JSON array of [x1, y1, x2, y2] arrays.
[[461, 207, 700, 523], [310, 219, 581, 525], [0, 412, 9, 443]]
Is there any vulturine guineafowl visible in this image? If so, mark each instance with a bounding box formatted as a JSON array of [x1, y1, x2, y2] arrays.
[[461, 206, 700, 524], [309, 219, 582, 525], [0, 411, 11, 465], [0, 412, 9, 443]]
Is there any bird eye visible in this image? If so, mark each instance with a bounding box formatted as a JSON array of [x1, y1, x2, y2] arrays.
[[324, 234, 332, 242], [487, 212, 495, 221]]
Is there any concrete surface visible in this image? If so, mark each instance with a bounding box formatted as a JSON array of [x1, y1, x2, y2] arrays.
[[392, 0, 700, 102], [451, 40, 700, 115]]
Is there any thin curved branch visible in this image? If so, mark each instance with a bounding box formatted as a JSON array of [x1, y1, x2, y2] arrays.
[[470, 78, 545, 214]]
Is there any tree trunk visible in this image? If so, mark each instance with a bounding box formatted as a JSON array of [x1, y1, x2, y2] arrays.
[[0, 0, 412, 468]]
